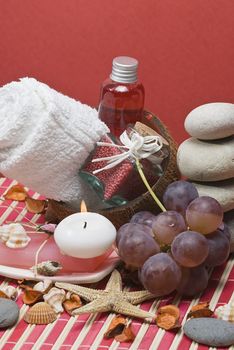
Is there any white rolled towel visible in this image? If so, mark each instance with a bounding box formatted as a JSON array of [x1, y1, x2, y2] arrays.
[[0, 77, 109, 203]]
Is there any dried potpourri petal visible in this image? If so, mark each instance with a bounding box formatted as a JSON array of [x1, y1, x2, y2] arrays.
[[187, 308, 213, 319], [104, 315, 127, 339], [0, 290, 9, 298], [22, 289, 44, 305], [156, 304, 181, 331], [187, 301, 213, 319], [4, 184, 28, 201], [156, 313, 181, 331], [115, 325, 136, 342], [63, 293, 82, 315], [157, 305, 180, 320], [189, 301, 210, 311], [25, 197, 47, 214]]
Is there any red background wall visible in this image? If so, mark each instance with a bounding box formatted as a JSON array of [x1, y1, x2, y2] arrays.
[[0, 0, 234, 143]]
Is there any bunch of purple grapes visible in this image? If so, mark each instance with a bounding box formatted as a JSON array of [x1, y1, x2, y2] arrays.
[[116, 180, 231, 297]]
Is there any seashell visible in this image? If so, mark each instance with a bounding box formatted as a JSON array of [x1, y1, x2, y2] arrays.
[[33, 280, 53, 293], [24, 302, 57, 324], [31, 261, 62, 276], [0, 286, 18, 300], [0, 224, 11, 243], [22, 289, 43, 305], [215, 303, 234, 322], [3, 223, 31, 248], [43, 287, 65, 313]]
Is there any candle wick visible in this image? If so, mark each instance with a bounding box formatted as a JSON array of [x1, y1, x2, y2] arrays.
[[83, 221, 87, 229]]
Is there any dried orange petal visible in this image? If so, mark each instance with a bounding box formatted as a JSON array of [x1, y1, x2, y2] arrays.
[[22, 290, 43, 305], [156, 313, 181, 330], [190, 302, 210, 312], [25, 197, 46, 214], [4, 184, 28, 201], [0, 290, 9, 298], [187, 306, 213, 319], [158, 305, 180, 321], [115, 325, 135, 342], [63, 294, 82, 315], [104, 315, 127, 339]]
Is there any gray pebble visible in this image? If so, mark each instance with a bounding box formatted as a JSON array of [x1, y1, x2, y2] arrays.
[[0, 298, 19, 328], [184, 317, 234, 347]]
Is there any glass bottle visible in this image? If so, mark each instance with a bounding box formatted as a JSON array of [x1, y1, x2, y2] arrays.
[[98, 56, 145, 138]]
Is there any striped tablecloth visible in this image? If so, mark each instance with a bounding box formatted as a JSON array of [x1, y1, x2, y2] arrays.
[[0, 177, 233, 350]]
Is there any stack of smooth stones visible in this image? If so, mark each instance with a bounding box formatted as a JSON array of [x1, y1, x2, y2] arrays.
[[177, 103, 234, 251]]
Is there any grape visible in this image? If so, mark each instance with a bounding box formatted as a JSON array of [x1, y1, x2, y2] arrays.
[[162, 180, 199, 216], [171, 230, 209, 267], [117, 223, 160, 267], [130, 211, 156, 228], [177, 265, 209, 296], [116, 222, 153, 246], [218, 223, 231, 242], [140, 253, 182, 296], [152, 211, 187, 244], [204, 230, 230, 267], [186, 196, 223, 234]]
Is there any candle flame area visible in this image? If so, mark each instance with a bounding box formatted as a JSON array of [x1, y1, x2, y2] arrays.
[[80, 200, 87, 212]]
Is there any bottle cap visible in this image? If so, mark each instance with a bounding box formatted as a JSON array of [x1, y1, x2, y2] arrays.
[[110, 56, 138, 83]]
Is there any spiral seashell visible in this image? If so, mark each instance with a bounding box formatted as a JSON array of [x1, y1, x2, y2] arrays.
[[0, 285, 18, 300], [33, 280, 53, 293], [24, 302, 57, 324], [4, 223, 31, 248], [215, 303, 234, 322], [43, 287, 66, 313], [31, 261, 62, 276]]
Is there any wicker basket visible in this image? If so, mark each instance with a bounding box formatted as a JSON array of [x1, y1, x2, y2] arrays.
[[46, 111, 179, 228]]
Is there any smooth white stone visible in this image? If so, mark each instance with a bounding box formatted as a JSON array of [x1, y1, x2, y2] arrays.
[[177, 137, 234, 181], [193, 179, 234, 212], [185, 102, 234, 140]]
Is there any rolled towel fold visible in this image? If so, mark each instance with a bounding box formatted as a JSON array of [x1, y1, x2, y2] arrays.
[[0, 77, 109, 203]]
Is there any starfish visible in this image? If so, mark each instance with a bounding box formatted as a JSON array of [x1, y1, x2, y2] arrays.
[[55, 269, 156, 321]]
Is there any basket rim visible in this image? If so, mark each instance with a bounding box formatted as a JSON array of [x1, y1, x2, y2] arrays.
[[99, 110, 178, 214]]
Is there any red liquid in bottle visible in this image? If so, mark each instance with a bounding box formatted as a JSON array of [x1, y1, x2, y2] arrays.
[[98, 57, 145, 138], [98, 78, 145, 138]]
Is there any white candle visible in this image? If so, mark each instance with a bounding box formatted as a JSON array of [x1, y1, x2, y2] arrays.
[[54, 212, 116, 259]]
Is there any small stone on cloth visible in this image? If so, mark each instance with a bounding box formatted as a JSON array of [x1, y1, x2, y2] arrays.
[[183, 317, 234, 347], [0, 298, 19, 328]]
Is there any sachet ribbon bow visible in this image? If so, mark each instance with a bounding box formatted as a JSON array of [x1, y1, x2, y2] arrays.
[[92, 130, 163, 174]]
